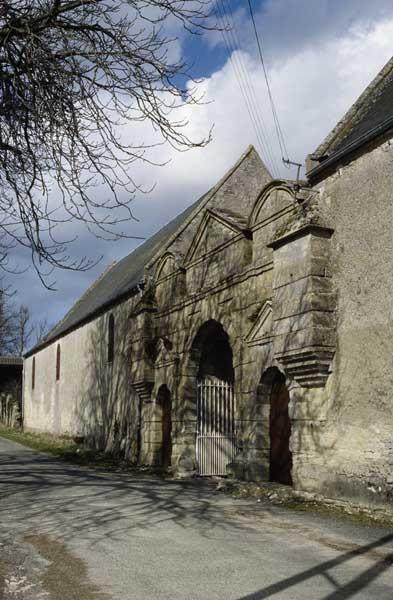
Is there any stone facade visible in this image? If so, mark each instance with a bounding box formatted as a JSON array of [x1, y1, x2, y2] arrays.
[[23, 59, 393, 510]]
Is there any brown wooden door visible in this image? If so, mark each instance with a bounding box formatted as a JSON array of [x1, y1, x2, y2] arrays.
[[161, 392, 172, 468], [269, 380, 292, 485]]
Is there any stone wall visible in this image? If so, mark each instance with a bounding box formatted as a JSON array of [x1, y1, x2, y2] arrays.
[[22, 139, 393, 510], [298, 135, 393, 508], [23, 297, 141, 461]]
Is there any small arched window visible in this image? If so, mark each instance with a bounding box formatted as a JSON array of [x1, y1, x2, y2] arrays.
[[108, 314, 115, 363], [32, 356, 36, 390], [56, 344, 61, 381]]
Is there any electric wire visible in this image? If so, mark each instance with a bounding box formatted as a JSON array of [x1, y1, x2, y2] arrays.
[[214, 1, 280, 177], [246, 0, 290, 165], [220, 0, 280, 177], [215, 0, 279, 177], [214, 20, 273, 174]]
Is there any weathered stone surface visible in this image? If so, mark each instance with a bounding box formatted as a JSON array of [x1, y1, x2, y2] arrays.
[[21, 78, 393, 517]]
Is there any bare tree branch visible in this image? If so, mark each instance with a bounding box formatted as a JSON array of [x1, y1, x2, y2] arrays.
[[0, 0, 216, 287]]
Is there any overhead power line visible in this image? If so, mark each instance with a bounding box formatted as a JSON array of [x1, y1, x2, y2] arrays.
[[246, 0, 290, 166], [214, 0, 280, 177], [220, 0, 280, 176]]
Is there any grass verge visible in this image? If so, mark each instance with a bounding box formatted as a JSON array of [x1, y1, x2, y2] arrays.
[[227, 481, 393, 528], [0, 425, 131, 471]]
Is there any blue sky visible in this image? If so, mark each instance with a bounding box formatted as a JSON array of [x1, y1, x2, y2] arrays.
[[7, 0, 393, 343]]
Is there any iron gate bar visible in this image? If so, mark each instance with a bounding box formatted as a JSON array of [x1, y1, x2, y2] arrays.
[[196, 379, 237, 476]]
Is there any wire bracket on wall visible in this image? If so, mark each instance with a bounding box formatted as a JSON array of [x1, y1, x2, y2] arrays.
[[282, 158, 303, 188]]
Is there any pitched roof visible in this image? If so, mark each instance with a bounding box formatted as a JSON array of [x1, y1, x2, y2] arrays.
[[26, 146, 265, 357], [307, 56, 393, 178], [26, 195, 206, 357]]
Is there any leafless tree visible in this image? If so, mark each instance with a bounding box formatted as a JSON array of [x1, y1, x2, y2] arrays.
[[0, 279, 49, 354], [0, 0, 216, 286], [34, 316, 52, 345], [12, 304, 34, 355], [0, 286, 15, 353]]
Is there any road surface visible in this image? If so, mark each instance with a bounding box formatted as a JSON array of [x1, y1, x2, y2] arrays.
[[0, 436, 392, 599]]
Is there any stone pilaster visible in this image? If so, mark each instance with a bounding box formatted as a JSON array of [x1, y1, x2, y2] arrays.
[[268, 224, 336, 388]]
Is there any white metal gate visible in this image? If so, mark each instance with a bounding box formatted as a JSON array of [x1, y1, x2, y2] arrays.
[[196, 379, 237, 476]]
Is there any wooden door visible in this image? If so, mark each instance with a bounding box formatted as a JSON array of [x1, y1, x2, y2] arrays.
[[269, 380, 292, 485], [161, 392, 172, 468]]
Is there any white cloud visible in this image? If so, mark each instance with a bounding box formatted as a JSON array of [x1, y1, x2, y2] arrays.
[[11, 6, 393, 329]]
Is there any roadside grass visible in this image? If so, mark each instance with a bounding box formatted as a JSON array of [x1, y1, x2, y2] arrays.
[[2, 425, 393, 528], [228, 481, 393, 528], [0, 425, 128, 471]]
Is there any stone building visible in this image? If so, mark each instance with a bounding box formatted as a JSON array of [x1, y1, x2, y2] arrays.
[[24, 58, 393, 509]]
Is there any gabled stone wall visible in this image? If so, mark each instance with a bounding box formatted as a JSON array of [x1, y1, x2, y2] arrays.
[[22, 139, 393, 511]]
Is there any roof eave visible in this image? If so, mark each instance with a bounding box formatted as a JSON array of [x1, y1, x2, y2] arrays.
[[24, 281, 142, 359], [312, 56, 393, 160], [306, 116, 393, 182]]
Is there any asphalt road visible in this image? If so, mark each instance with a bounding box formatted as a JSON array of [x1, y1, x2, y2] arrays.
[[0, 436, 393, 600]]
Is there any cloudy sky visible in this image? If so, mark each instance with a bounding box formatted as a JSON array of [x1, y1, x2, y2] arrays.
[[8, 0, 393, 339]]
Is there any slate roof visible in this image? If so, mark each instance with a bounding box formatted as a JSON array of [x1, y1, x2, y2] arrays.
[[333, 75, 393, 154], [26, 145, 267, 358], [26, 193, 207, 356], [307, 56, 393, 177]]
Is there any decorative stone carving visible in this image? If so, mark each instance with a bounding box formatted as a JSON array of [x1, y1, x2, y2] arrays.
[[155, 337, 178, 369], [245, 301, 273, 347], [131, 380, 154, 402], [154, 253, 186, 309], [184, 209, 249, 265], [184, 209, 252, 294]]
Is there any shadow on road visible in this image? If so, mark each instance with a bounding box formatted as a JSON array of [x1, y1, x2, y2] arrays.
[[236, 533, 393, 600], [0, 445, 262, 542], [1, 441, 393, 600]]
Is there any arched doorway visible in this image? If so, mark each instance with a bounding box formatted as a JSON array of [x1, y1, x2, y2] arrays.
[[157, 385, 172, 468], [260, 367, 292, 486], [192, 320, 236, 476]]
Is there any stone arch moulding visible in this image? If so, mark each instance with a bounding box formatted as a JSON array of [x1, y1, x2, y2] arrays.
[[154, 251, 186, 308], [248, 181, 295, 230], [154, 252, 177, 282], [154, 337, 179, 370]]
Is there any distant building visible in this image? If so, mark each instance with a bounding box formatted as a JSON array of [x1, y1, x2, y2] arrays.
[[0, 356, 23, 427], [24, 57, 393, 510]]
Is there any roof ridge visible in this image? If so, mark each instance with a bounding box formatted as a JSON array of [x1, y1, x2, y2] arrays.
[[312, 56, 393, 159]]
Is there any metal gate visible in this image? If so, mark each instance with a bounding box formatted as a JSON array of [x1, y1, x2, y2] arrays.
[[196, 379, 237, 476]]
